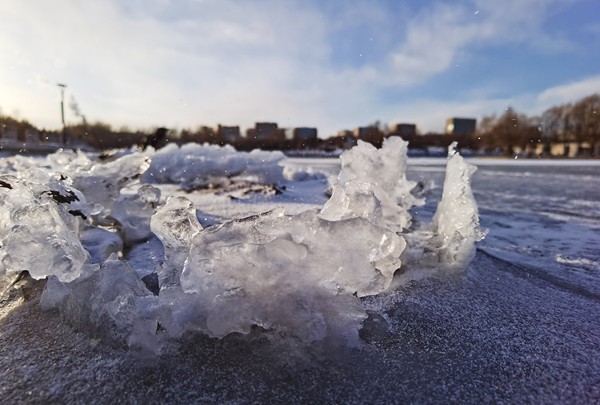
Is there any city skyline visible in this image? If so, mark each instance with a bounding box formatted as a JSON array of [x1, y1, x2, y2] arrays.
[[1, 0, 599, 137]]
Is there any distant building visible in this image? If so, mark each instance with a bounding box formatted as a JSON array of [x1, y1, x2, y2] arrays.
[[354, 127, 372, 139], [217, 125, 241, 143], [25, 129, 40, 143], [445, 118, 476, 135], [1, 125, 18, 140], [245, 122, 285, 143], [389, 123, 417, 137], [337, 129, 354, 138], [42, 132, 62, 143], [353, 126, 383, 145], [293, 127, 318, 141], [249, 122, 278, 140], [549, 141, 600, 158]]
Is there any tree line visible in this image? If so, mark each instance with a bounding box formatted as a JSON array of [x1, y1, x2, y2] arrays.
[[1, 93, 598, 156], [476, 93, 599, 156]]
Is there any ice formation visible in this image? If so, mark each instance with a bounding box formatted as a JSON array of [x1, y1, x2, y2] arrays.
[[0, 138, 486, 352], [142, 143, 286, 187], [178, 208, 404, 342], [71, 152, 151, 215], [0, 174, 89, 282], [399, 143, 486, 274], [433, 142, 486, 267], [150, 195, 203, 286], [320, 138, 423, 231], [110, 185, 161, 245], [41, 257, 160, 353], [80, 228, 123, 264]]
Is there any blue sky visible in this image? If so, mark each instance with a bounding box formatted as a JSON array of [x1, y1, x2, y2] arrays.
[[1, 0, 599, 137]]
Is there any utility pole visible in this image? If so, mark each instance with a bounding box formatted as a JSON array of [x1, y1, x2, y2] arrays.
[[57, 83, 67, 144]]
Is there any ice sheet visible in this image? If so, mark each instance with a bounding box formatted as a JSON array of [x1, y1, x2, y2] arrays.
[[1, 145, 598, 403]]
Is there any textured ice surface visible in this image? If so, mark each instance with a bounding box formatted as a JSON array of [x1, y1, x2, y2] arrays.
[[150, 195, 203, 287], [142, 143, 286, 187], [320, 137, 422, 231], [80, 228, 123, 264], [130, 204, 403, 347], [70, 151, 151, 215], [0, 149, 152, 283], [178, 208, 404, 343], [27, 139, 482, 352], [3, 148, 599, 403], [41, 257, 159, 353], [338, 137, 420, 211], [0, 175, 89, 282], [433, 143, 486, 267], [125, 236, 164, 279], [110, 185, 161, 245]]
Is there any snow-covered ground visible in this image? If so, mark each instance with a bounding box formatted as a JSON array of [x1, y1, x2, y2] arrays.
[[0, 140, 598, 403]]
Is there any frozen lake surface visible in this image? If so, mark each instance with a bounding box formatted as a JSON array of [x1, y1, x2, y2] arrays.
[[0, 144, 599, 403]]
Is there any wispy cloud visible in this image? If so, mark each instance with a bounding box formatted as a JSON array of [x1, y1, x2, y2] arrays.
[[537, 74, 600, 105], [388, 0, 576, 86]]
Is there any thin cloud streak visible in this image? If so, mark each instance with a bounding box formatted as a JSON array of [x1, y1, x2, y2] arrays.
[[537, 74, 600, 106]]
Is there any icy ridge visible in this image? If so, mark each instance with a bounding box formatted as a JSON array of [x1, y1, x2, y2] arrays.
[[320, 137, 423, 231], [433, 142, 487, 267], [142, 143, 286, 187], [23, 140, 485, 353]]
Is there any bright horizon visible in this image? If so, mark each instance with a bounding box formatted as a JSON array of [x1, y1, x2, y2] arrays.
[[1, 0, 599, 137]]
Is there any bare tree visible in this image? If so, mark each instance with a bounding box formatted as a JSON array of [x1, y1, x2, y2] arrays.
[[577, 94, 600, 151], [541, 105, 567, 140]]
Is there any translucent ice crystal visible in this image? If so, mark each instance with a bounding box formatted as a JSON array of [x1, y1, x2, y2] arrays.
[[433, 142, 486, 267], [111, 185, 161, 245], [150, 195, 203, 287], [80, 228, 123, 264], [27, 138, 486, 352], [41, 257, 159, 353], [0, 175, 89, 282], [71, 152, 151, 215], [176, 208, 405, 344], [141, 143, 286, 187], [320, 137, 422, 231]]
